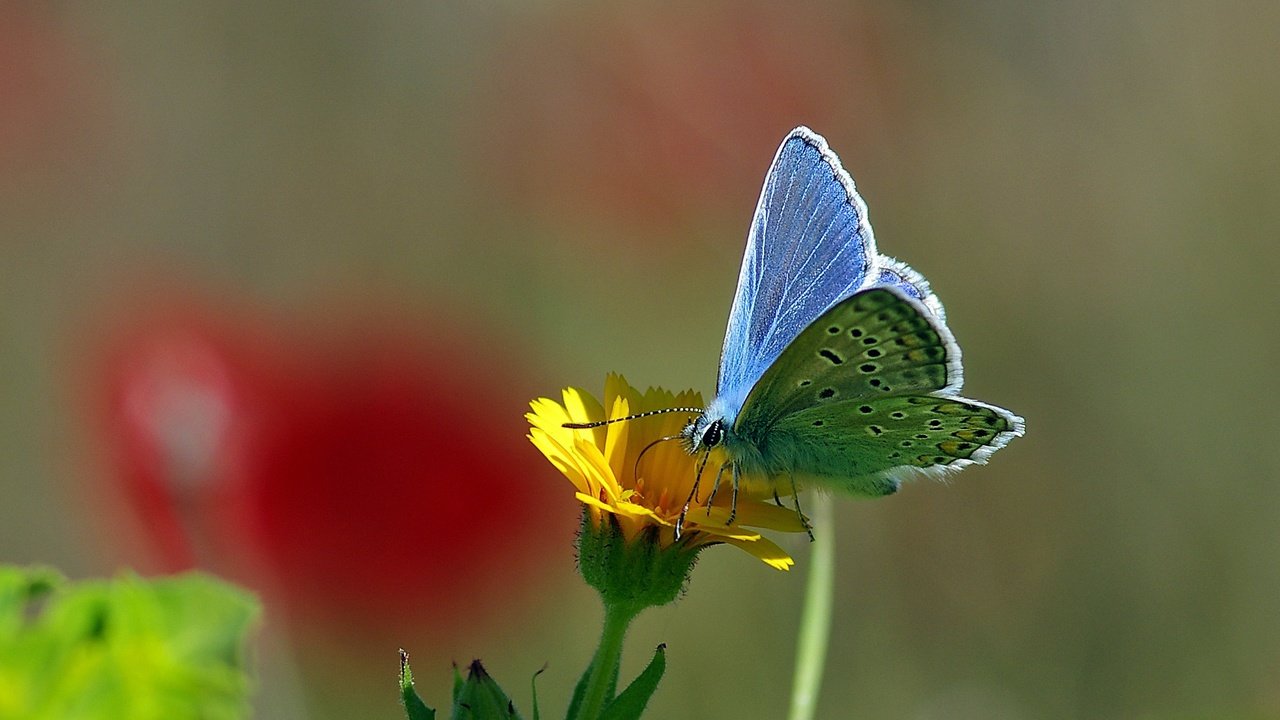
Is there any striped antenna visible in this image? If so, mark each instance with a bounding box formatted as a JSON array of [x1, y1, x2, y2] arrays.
[[562, 407, 702, 430]]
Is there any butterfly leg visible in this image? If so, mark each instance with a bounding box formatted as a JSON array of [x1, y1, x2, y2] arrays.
[[703, 462, 731, 516], [771, 488, 785, 507], [676, 450, 711, 540], [788, 473, 814, 541], [725, 463, 741, 526]]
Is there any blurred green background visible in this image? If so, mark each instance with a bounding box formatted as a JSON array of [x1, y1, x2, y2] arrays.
[[2, 2, 1278, 718]]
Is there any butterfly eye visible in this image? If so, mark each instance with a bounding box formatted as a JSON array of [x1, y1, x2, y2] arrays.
[[701, 419, 724, 448]]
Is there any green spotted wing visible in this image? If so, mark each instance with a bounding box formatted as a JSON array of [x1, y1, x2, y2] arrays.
[[730, 287, 1023, 496]]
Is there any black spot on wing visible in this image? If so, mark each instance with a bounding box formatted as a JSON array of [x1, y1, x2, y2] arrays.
[[818, 349, 844, 365]]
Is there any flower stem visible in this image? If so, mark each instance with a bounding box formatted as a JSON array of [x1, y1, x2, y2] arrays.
[[788, 492, 835, 720], [578, 601, 640, 720]]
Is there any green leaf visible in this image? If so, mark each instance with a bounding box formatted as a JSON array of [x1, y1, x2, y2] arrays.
[[565, 654, 619, 720], [400, 649, 437, 720], [451, 660, 522, 720], [531, 666, 546, 720], [0, 565, 259, 720], [599, 644, 666, 720]]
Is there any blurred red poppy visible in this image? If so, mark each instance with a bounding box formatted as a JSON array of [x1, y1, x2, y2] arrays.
[[92, 293, 573, 635], [97, 305, 271, 574], [469, 1, 902, 235]]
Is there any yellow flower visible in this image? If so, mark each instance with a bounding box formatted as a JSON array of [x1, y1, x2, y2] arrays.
[[527, 374, 808, 571]]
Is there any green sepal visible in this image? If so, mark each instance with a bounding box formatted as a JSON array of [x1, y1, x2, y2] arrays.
[[451, 660, 522, 719], [565, 653, 618, 720], [452, 663, 465, 705], [400, 649, 437, 720], [599, 644, 666, 720], [577, 514, 701, 614]]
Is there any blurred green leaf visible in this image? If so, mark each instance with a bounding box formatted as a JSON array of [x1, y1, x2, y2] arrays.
[[0, 565, 259, 720], [598, 644, 665, 720], [399, 649, 436, 720], [0, 565, 61, 640]]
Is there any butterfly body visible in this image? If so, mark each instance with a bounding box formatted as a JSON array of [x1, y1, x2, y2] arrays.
[[682, 128, 1022, 509]]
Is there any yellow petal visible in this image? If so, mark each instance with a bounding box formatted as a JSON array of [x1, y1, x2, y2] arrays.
[[528, 429, 591, 496], [562, 387, 606, 448], [614, 499, 670, 524], [571, 435, 624, 503], [718, 499, 810, 533], [687, 524, 763, 542], [603, 395, 631, 482], [575, 492, 617, 514], [721, 536, 795, 571], [561, 386, 602, 423]]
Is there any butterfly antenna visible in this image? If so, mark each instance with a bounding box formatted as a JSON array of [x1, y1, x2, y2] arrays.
[[562, 407, 701, 430], [633, 433, 682, 482]]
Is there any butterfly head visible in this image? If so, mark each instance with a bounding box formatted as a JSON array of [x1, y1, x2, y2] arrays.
[[680, 413, 725, 454]]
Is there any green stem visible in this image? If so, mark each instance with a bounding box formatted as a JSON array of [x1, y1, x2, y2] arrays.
[[788, 492, 836, 720], [578, 601, 639, 720]]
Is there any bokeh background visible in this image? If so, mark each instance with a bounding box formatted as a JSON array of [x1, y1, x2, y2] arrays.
[[3, 2, 1278, 718]]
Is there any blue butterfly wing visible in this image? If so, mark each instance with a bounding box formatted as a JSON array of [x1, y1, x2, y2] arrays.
[[870, 256, 948, 323], [716, 127, 881, 420]]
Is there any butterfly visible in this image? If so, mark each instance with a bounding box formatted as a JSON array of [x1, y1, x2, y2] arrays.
[[676, 127, 1024, 532]]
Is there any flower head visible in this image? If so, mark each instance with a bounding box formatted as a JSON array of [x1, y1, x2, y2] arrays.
[[528, 374, 807, 571]]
